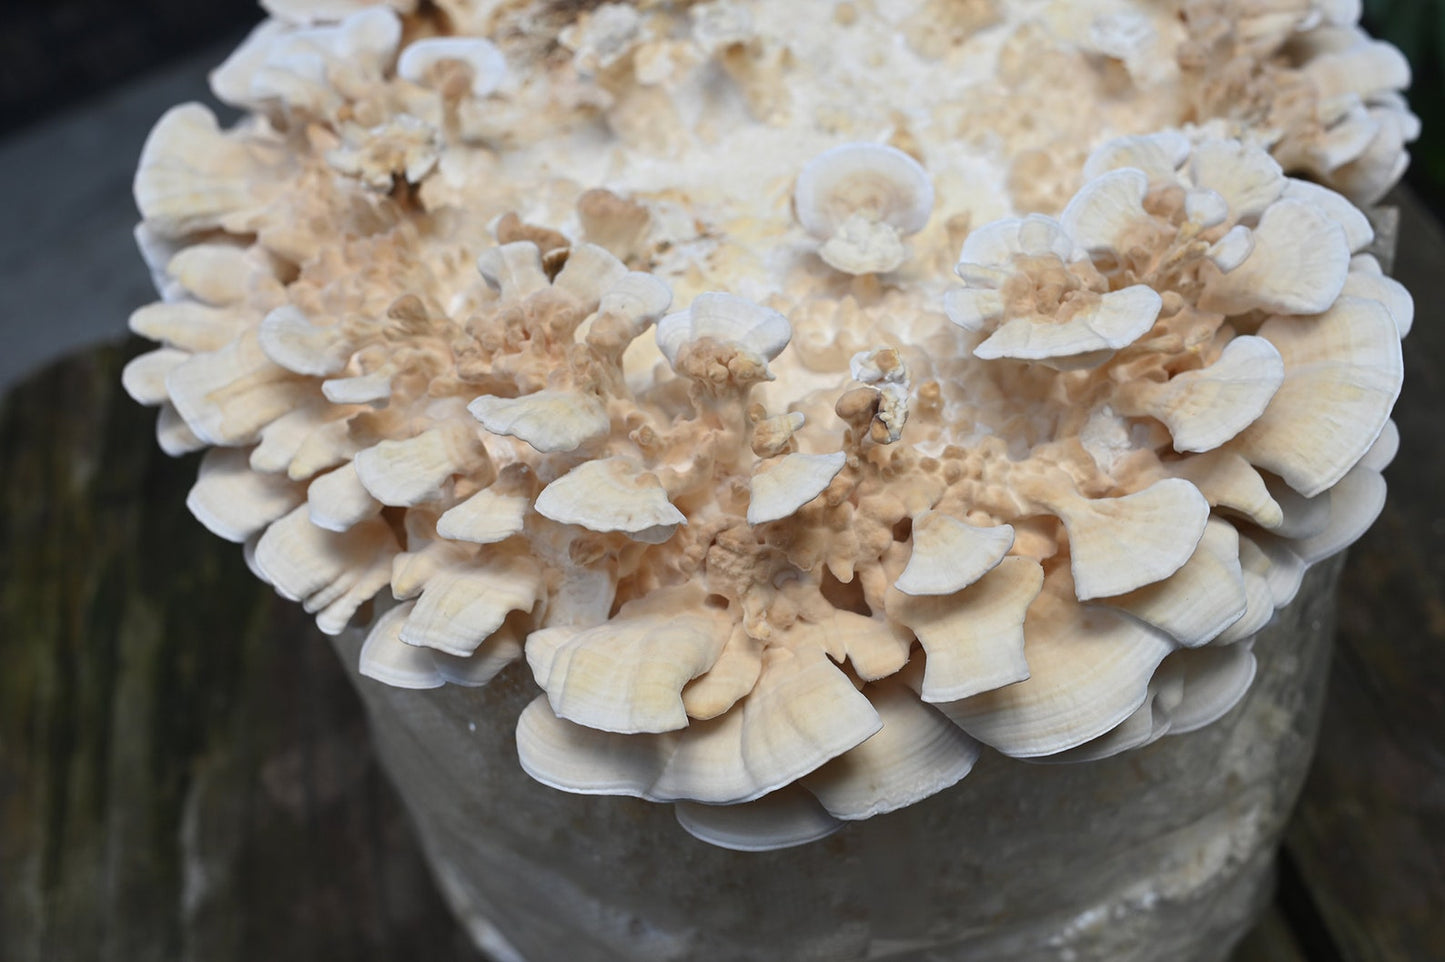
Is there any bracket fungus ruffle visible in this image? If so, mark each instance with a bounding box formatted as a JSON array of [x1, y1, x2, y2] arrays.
[[127, 0, 1411, 852]]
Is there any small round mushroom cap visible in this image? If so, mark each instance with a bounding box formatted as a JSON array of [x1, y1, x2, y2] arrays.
[[535, 458, 686, 543], [747, 451, 847, 525], [397, 37, 506, 98], [1082, 130, 1189, 182], [123, 348, 191, 406], [794, 143, 934, 240]]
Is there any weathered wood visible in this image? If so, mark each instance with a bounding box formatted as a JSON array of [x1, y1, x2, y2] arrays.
[[0, 345, 482, 962]]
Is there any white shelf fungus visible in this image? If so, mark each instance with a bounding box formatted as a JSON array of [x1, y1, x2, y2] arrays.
[[127, 0, 1411, 852]]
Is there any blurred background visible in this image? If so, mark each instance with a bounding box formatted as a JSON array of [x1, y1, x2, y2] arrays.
[[0, 3, 1441, 961]]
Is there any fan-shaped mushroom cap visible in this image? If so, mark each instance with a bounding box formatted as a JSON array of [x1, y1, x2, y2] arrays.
[[795, 143, 934, 237], [306, 460, 382, 532], [359, 602, 445, 690], [887, 556, 1044, 703], [1231, 296, 1403, 497], [258, 306, 352, 376], [430, 619, 525, 688], [130, 299, 256, 354], [1282, 179, 1373, 252], [801, 680, 981, 820], [166, 333, 312, 446], [353, 421, 488, 506], [893, 512, 1015, 596], [516, 644, 882, 805], [655, 292, 792, 374], [399, 558, 542, 657], [1097, 519, 1247, 647], [681, 627, 764, 721], [1082, 130, 1189, 182], [535, 458, 685, 543], [253, 507, 397, 635], [1360, 419, 1400, 472], [133, 104, 278, 237], [1291, 465, 1387, 565], [468, 391, 610, 453], [747, 451, 847, 525], [436, 487, 529, 544], [794, 143, 934, 275], [398, 37, 506, 98], [186, 446, 306, 543], [1241, 532, 1309, 608], [1160, 450, 1282, 530], [157, 405, 206, 456], [1201, 199, 1352, 316], [674, 789, 841, 853], [935, 588, 1175, 757], [1114, 335, 1285, 454], [1045, 479, 1211, 601], [1341, 267, 1414, 337], [1154, 641, 1258, 734], [974, 284, 1163, 363], [1059, 167, 1149, 256], [123, 348, 191, 406], [1188, 140, 1284, 219], [528, 590, 733, 734]]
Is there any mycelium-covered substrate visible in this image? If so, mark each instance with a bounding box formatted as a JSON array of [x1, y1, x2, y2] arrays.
[[125, 0, 1412, 851]]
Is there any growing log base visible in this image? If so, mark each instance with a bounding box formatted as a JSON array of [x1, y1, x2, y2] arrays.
[[1, 168, 1442, 962]]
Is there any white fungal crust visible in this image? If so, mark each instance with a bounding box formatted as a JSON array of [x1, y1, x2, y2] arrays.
[[128, 0, 1410, 851]]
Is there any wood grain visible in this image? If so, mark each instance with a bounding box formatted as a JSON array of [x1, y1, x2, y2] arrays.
[[0, 346, 482, 962]]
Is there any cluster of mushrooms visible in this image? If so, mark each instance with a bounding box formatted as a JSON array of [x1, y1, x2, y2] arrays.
[[123, 0, 1412, 850]]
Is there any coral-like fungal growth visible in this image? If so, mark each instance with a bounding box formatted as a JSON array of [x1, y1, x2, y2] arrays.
[[127, 0, 1411, 851]]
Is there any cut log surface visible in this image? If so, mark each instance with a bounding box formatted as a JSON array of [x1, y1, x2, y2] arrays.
[[0, 346, 482, 962]]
